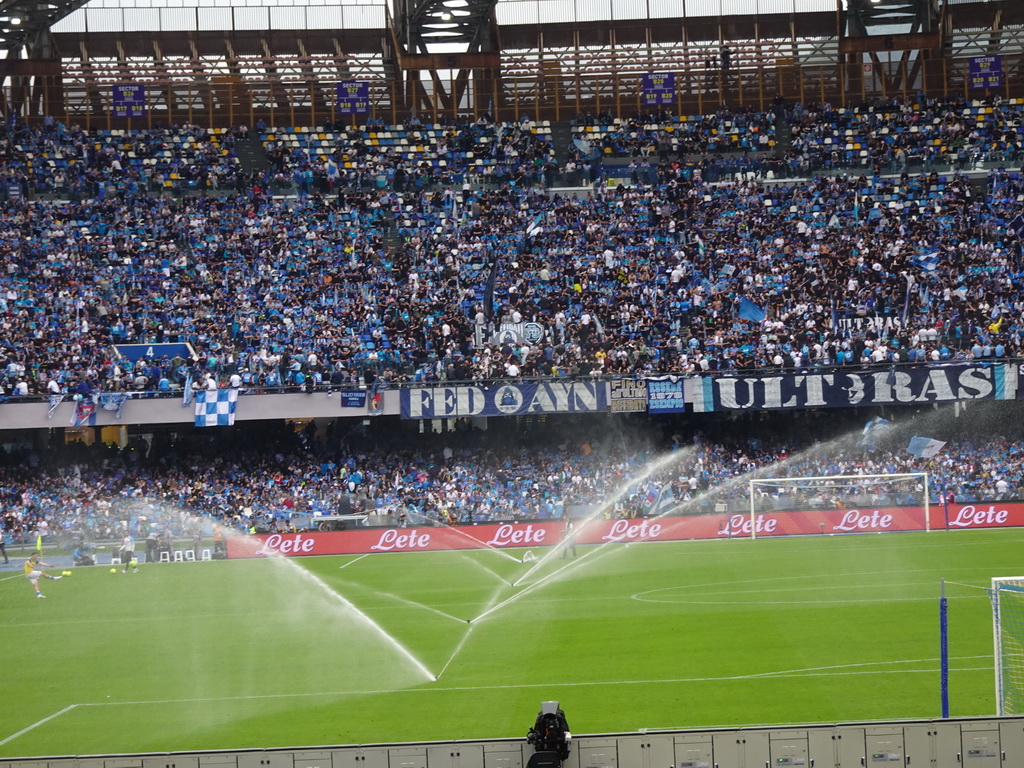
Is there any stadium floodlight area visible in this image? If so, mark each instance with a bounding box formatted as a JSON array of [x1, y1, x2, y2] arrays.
[[990, 577, 1024, 716], [748, 472, 930, 537]]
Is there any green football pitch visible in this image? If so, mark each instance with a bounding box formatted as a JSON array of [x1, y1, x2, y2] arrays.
[[2, 528, 1019, 758]]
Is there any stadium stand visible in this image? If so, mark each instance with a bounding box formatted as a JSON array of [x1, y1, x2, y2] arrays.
[[0, 411, 1022, 551], [1, 99, 1023, 401]]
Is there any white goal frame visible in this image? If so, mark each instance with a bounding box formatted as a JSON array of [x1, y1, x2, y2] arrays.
[[991, 577, 1024, 716], [747, 472, 930, 539]]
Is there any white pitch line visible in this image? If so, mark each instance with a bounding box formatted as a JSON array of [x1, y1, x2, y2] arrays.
[[339, 554, 370, 570], [53, 655, 992, 710], [632, 568, 998, 603], [742, 656, 989, 678], [0, 704, 78, 747]]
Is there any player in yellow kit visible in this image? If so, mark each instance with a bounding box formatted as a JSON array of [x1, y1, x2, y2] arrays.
[[24, 552, 61, 598]]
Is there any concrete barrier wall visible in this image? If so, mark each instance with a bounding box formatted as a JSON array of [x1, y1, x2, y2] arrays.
[[3, 717, 1024, 768]]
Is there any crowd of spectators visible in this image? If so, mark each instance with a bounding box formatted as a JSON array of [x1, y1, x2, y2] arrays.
[[1, 413, 1021, 552], [787, 96, 1024, 177], [3, 169, 1021, 398], [259, 114, 558, 194], [0, 97, 1023, 402], [0, 119, 245, 199], [568, 108, 777, 161]]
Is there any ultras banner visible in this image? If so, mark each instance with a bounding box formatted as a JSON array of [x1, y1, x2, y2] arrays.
[[227, 501, 1024, 558], [400, 381, 608, 418], [690, 363, 1008, 412]]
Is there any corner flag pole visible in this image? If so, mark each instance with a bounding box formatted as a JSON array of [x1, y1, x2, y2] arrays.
[[940, 578, 949, 718]]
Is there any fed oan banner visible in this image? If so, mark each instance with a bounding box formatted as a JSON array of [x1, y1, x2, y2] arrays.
[[401, 381, 607, 418], [690, 363, 1011, 412]]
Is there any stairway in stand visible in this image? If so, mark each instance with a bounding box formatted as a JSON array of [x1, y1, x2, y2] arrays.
[[233, 137, 268, 176], [772, 105, 793, 157], [548, 119, 577, 165]]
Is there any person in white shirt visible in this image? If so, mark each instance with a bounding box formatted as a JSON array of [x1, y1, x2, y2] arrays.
[[120, 534, 139, 573]]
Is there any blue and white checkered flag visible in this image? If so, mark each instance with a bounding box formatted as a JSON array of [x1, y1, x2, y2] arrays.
[[911, 252, 940, 272], [194, 389, 238, 427]]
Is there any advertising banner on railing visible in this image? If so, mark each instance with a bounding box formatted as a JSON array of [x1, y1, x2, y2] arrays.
[[609, 379, 647, 412], [400, 381, 608, 418], [690, 363, 1008, 412], [647, 377, 686, 413], [227, 500, 1024, 558]]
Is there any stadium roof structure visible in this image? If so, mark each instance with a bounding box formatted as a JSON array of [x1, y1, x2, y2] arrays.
[[0, 0, 90, 55], [0, 0, 1021, 125]]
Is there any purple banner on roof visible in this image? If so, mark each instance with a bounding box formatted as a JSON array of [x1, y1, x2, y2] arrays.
[[641, 72, 675, 106], [112, 83, 145, 118], [968, 56, 1003, 89], [337, 81, 369, 113]]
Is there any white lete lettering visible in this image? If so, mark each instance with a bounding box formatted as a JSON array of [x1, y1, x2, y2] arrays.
[[370, 529, 432, 551], [601, 518, 664, 542], [486, 524, 546, 546], [254, 533, 315, 556], [833, 509, 894, 531], [716, 514, 779, 536], [948, 505, 1009, 527]]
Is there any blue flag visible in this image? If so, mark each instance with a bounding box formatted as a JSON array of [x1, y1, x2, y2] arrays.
[[737, 297, 766, 323], [182, 372, 194, 407], [99, 392, 130, 419], [47, 393, 64, 419], [1009, 213, 1024, 239], [859, 416, 891, 450], [70, 396, 96, 427], [907, 436, 946, 458]]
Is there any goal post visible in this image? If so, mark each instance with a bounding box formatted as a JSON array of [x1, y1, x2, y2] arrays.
[[990, 577, 1024, 715], [747, 472, 930, 539]]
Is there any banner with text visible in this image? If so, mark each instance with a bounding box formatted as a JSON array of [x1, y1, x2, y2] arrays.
[[690, 363, 1008, 412], [400, 381, 608, 418], [609, 379, 647, 413], [647, 378, 686, 413], [112, 84, 146, 118], [227, 501, 1024, 558], [641, 72, 676, 106], [337, 81, 369, 113], [969, 56, 1003, 89]]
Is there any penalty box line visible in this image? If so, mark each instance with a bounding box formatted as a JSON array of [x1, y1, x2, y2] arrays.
[[0, 704, 78, 747]]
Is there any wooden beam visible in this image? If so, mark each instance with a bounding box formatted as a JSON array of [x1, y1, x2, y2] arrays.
[[396, 52, 500, 71], [839, 32, 941, 54]]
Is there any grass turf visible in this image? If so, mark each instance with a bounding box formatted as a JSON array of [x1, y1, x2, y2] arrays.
[[1, 528, 1016, 757]]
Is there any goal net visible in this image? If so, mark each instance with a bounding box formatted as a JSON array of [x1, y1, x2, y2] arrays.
[[990, 577, 1024, 715], [747, 472, 930, 536]]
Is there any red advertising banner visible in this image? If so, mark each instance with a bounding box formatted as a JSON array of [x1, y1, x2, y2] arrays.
[[226, 501, 1024, 559]]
